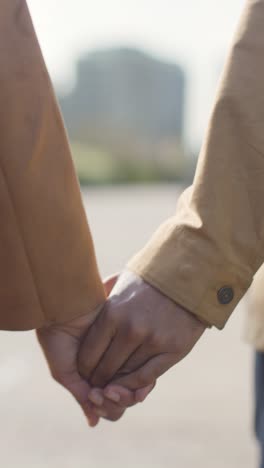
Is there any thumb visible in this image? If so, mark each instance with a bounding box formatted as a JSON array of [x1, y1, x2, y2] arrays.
[[104, 273, 119, 296], [63, 374, 100, 427]]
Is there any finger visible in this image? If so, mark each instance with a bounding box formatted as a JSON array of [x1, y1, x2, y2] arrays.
[[64, 375, 100, 427], [88, 384, 150, 410], [87, 388, 105, 406], [90, 329, 141, 387], [104, 385, 135, 406], [104, 383, 155, 406], [78, 312, 114, 381], [104, 273, 119, 296], [82, 401, 100, 427], [87, 388, 127, 421], [135, 382, 156, 403], [93, 401, 126, 422], [112, 354, 176, 390], [117, 343, 158, 376]]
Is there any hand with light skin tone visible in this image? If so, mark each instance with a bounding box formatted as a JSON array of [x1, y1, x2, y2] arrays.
[[78, 270, 206, 418], [36, 276, 154, 426]]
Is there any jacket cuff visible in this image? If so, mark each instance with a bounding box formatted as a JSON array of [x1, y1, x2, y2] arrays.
[[127, 221, 252, 330]]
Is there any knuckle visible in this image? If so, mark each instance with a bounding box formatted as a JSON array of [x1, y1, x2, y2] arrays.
[[126, 322, 146, 341], [148, 333, 162, 348], [136, 372, 149, 388], [105, 306, 120, 325]]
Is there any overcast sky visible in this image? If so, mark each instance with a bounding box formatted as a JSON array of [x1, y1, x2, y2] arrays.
[[27, 0, 246, 148]]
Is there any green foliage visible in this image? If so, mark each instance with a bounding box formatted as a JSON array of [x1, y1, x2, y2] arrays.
[[71, 142, 189, 185]]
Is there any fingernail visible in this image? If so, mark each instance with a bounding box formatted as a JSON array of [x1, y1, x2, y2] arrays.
[[94, 409, 107, 418], [88, 392, 104, 406], [104, 389, 121, 403]]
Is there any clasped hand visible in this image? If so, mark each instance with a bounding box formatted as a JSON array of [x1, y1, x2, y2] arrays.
[[37, 271, 205, 426]]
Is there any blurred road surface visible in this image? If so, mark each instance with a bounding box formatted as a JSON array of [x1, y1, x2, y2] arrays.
[[0, 186, 257, 468]]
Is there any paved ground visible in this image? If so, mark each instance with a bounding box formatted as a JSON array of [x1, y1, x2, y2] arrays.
[[0, 186, 258, 467]]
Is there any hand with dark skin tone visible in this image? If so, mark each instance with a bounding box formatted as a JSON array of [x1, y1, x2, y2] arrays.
[[37, 276, 154, 426], [78, 271, 206, 418], [37, 271, 205, 425]]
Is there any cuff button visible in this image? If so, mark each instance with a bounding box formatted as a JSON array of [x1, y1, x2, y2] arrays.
[[217, 286, 234, 305]]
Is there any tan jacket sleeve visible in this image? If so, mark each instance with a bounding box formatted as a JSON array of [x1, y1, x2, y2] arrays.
[[128, 0, 264, 329], [0, 0, 105, 330]]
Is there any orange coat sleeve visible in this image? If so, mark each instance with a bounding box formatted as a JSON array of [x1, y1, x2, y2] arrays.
[[0, 0, 105, 330], [129, 0, 264, 329]]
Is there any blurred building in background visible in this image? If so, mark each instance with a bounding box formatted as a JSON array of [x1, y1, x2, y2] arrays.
[[59, 48, 188, 184]]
